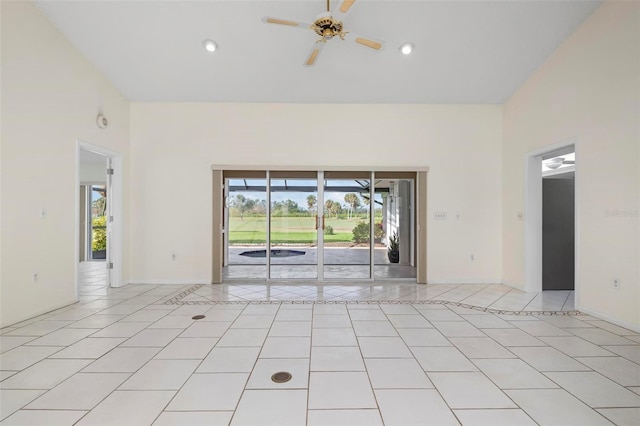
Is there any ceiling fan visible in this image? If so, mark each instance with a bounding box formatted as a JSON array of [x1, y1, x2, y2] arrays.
[[262, 0, 385, 67]]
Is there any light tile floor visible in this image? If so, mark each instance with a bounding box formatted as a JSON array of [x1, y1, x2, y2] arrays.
[[78, 261, 108, 295], [1, 281, 639, 425]]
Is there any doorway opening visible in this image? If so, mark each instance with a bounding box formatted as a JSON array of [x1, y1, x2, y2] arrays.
[[542, 151, 575, 291], [525, 142, 577, 305], [76, 142, 123, 296], [218, 169, 425, 282]]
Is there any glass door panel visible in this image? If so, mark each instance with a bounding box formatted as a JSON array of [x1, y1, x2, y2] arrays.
[[269, 174, 318, 279], [224, 177, 268, 279], [374, 177, 417, 279], [90, 185, 107, 261], [323, 173, 372, 279]]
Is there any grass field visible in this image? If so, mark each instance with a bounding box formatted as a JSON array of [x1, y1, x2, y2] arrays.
[[229, 215, 373, 244]]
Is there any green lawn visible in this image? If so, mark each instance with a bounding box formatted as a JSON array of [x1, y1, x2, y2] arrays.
[[229, 215, 374, 244]]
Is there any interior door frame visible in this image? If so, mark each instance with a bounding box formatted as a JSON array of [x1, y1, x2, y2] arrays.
[[524, 139, 579, 300], [212, 166, 429, 284], [76, 141, 124, 294]]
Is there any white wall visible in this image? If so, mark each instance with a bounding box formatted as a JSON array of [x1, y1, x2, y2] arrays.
[[130, 103, 503, 284], [0, 2, 130, 327], [502, 2, 640, 327]]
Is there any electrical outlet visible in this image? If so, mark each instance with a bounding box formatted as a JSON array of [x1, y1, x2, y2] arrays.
[[434, 212, 447, 220], [470, 254, 475, 261], [613, 278, 620, 289], [32, 272, 39, 283], [172, 253, 177, 261]]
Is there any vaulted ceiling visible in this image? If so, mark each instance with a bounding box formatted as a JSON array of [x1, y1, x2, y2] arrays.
[[35, 0, 601, 104]]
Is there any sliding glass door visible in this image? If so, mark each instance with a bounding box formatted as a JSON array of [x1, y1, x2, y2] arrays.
[[269, 172, 318, 279], [225, 176, 268, 279], [323, 172, 373, 279], [220, 169, 418, 282]]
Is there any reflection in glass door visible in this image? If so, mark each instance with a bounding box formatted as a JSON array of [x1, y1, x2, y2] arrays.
[[323, 173, 373, 279], [269, 172, 318, 279]]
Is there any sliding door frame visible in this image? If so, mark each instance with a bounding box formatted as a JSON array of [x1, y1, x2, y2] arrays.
[[212, 166, 429, 284]]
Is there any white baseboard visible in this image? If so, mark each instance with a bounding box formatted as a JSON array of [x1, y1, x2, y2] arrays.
[[127, 280, 209, 285], [427, 279, 503, 285], [3, 298, 78, 328], [576, 305, 640, 333], [500, 281, 525, 291]]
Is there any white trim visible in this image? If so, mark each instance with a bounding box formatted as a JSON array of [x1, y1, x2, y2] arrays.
[[265, 170, 271, 279], [212, 165, 430, 172], [574, 143, 581, 310], [128, 280, 211, 285], [76, 141, 124, 295], [317, 171, 325, 281], [577, 305, 640, 333], [524, 138, 578, 294], [370, 171, 375, 278], [524, 154, 543, 293], [428, 279, 504, 285], [223, 178, 229, 267]]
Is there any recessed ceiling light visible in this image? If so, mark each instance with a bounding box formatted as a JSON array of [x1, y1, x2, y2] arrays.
[[203, 39, 217, 53], [399, 42, 414, 55]]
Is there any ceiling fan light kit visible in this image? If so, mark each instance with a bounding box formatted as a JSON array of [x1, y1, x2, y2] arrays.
[[262, 0, 384, 67]]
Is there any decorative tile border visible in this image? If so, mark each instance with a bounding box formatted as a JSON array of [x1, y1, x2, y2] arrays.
[[162, 284, 584, 316]]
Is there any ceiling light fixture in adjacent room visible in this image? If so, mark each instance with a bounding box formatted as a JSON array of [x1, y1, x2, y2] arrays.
[[203, 39, 217, 53], [400, 42, 414, 55], [545, 157, 575, 170]]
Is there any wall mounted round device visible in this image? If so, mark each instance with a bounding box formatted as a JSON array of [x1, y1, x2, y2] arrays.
[[97, 114, 108, 129]]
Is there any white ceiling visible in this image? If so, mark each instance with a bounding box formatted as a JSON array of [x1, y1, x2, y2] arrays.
[[34, 0, 601, 104]]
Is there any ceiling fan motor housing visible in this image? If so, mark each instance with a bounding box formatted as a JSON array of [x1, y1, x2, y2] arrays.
[[313, 16, 344, 40]]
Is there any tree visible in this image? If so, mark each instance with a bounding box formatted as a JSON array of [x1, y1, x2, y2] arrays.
[[330, 201, 341, 218], [324, 199, 341, 217], [306, 194, 317, 214], [283, 199, 301, 214], [253, 199, 267, 215], [92, 196, 107, 217], [231, 194, 256, 220], [324, 200, 335, 216], [344, 193, 361, 220]]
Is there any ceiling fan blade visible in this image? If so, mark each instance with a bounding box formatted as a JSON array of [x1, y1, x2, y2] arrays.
[[332, 0, 357, 21], [261, 16, 311, 29], [344, 32, 385, 51], [304, 40, 326, 67]]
